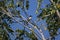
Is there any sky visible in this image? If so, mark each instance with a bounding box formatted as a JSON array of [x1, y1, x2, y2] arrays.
[[10, 0, 60, 40]]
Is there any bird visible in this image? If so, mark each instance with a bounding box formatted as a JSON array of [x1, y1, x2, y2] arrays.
[[27, 15, 32, 22]]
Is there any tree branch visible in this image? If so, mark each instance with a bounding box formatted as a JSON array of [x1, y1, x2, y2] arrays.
[[0, 7, 42, 40]]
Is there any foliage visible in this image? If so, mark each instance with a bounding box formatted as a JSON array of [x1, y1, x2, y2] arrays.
[[0, 12, 14, 40], [37, 0, 60, 39], [15, 29, 37, 40]]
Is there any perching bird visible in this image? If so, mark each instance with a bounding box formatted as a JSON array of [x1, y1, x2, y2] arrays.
[[27, 15, 32, 21]]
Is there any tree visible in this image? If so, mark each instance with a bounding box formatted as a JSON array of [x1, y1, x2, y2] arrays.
[[0, 0, 60, 40]]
